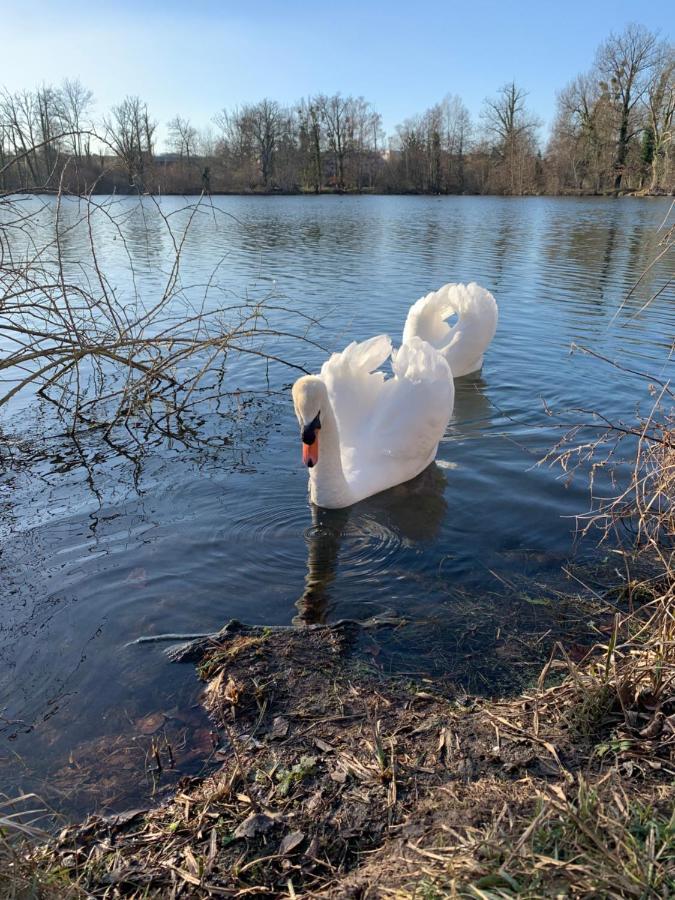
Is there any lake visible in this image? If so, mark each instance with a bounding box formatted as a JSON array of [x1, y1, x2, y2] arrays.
[[1, 195, 672, 820]]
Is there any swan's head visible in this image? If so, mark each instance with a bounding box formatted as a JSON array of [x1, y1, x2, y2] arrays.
[[292, 375, 326, 468]]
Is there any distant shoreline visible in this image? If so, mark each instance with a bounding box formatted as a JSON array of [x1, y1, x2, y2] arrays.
[[13, 188, 673, 200]]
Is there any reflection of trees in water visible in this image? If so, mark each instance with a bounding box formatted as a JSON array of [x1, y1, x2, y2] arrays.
[[599, 223, 618, 290], [543, 210, 664, 315], [117, 198, 168, 265], [491, 214, 516, 284], [450, 372, 492, 431]]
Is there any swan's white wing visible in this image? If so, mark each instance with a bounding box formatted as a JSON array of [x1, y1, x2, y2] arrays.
[[374, 338, 453, 462], [320, 333, 393, 454], [402, 282, 498, 377], [344, 338, 454, 501]]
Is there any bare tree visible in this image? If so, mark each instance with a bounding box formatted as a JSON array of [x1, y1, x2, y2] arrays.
[[297, 98, 323, 192], [482, 82, 540, 194], [0, 90, 41, 186], [197, 125, 217, 158], [548, 28, 672, 194], [104, 96, 156, 190], [347, 97, 382, 191], [215, 101, 285, 189], [425, 104, 444, 193], [1, 29, 671, 197], [35, 86, 61, 180], [552, 74, 615, 191], [167, 115, 198, 163], [214, 105, 255, 187], [317, 94, 350, 191], [273, 107, 302, 191], [595, 24, 662, 190], [248, 99, 282, 187], [393, 115, 427, 191], [389, 96, 473, 194], [0, 119, 8, 190], [643, 46, 675, 191], [440, 94, 472, 190], [56, 78, 93, 162]]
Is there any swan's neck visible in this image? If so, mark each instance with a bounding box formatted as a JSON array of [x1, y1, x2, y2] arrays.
[[308, 398, 352, 509]]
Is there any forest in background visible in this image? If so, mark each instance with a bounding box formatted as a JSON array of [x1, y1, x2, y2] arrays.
[[1, 24, 672, 197]]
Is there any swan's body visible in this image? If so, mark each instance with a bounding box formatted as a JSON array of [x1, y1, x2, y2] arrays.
[[292, 335, 454, 509], [403, 282, 498, 377]]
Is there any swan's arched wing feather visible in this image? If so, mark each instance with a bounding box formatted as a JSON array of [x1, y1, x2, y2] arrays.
[[402, 284, 456, 347], [320, 334, 393, 452], [374, 338, 454, 462], [402, 282, 498, 377], [317, 336, 453, 501], [340, 337, 454, 498]]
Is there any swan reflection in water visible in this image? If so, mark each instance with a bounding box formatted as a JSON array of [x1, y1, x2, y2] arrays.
[[294, 374, 492, 624]]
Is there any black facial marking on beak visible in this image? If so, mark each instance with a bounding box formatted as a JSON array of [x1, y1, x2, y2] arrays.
[[302, 412, 321, 445]]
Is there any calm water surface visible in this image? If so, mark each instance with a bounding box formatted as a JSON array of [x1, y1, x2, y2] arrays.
[[1, 196, 673, 818]]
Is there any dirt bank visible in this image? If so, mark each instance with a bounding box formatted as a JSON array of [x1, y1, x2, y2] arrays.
[[14, 599, 673, 898]]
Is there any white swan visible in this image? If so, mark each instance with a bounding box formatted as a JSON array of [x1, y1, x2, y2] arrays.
[[292, 335, 454, 509], [402, 282, 498, 377]]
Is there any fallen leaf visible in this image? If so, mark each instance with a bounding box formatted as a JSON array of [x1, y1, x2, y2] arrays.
[[136, 713, 164, 735], [639, 711, 665, 739], [233, 812, 278, 839], [279, 831, 304, 855], [304, 836, 319, 859], [305, 791, 323, 815], [270, 716, 289, 740], [224, 675, 241, 706], [100, 808, 150, 827]]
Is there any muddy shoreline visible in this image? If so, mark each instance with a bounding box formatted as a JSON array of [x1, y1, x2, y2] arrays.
[[17, 598, 673, 898]]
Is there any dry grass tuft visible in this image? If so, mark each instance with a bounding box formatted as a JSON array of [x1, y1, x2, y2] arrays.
[[0, 795, 83, 898]]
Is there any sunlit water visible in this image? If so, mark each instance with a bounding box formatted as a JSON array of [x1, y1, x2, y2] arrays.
[[1, 195, 673, 820]]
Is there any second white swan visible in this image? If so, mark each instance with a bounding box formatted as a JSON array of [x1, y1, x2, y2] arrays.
[[403, 282, 498, 377]]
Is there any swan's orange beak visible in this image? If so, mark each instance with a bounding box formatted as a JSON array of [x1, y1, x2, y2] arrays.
[[302, 434, 319, 467]]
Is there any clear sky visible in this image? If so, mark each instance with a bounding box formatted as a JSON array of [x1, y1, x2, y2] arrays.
[[1, 0, 671, 148]]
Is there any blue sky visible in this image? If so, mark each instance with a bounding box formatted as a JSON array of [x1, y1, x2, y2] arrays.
[[2, 0, 671, 147]]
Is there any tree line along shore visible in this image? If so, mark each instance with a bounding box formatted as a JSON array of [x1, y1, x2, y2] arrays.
[[1, 24, 672, 198]]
